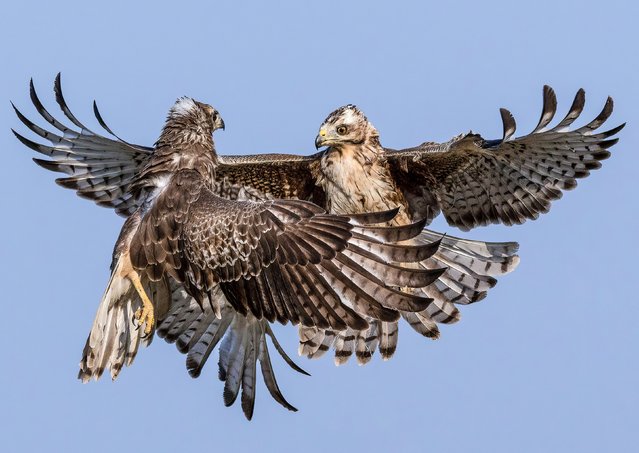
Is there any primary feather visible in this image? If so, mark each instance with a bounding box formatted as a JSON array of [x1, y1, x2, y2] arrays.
[[16, 80, 447, 419], [14, 76, 621, 415]]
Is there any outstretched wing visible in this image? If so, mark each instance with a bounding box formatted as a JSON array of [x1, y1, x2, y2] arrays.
[[386, 86, 624, 230], [129, 169, 445, 332], [13, 74, 325, 214], [12, 74, 153, 217], [216, 154, 324, 204]]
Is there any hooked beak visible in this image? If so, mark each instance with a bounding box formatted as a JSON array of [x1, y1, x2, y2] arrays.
[[216, 117, 225, 131], [315, 128, 328, 149]]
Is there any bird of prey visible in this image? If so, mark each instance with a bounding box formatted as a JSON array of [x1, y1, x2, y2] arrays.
[[12, 75, 623, 418], [13, 82, 450, 419]]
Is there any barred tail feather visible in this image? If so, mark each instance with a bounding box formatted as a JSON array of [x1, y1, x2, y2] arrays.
[[78, 258, 154, 382]]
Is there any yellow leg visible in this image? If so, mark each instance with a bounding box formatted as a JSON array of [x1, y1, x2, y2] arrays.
[[128, 269, 155, 335]]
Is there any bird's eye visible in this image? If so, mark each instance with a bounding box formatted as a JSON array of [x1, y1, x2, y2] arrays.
[[336, 125, 348, 135]]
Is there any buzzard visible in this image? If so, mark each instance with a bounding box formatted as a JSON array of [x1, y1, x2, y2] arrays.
[[13, 83, 450, 419], [12, 76, 623, 418]]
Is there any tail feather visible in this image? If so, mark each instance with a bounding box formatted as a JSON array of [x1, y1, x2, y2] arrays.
[[78, 258, 156, 382]]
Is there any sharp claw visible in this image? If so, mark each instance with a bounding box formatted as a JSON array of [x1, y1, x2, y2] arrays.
[[133, 305, 154, 335]]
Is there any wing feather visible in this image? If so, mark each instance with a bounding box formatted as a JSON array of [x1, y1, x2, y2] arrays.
[[386, 86, 623, 230], [12, 74, 151, 216]]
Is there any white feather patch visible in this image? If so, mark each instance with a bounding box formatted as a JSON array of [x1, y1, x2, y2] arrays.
[[170, 97, 197, 117]]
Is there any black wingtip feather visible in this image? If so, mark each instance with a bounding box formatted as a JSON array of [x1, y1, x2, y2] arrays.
[[592, 150, 612, 160], [598, 138, 619, 150], [533, 85, 557, 133], [223, 386, 238, 407], [12, 130, 50, 156], [578, 96, 614, 132], [54, 72, 86, 131], [93, 100, 117, 137], [499, 108, 516, 142]]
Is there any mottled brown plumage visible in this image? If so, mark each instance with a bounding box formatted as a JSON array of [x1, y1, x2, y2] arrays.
[[14, 77, 450, 419], [14, 75, 623, 415], [14, 79, 621, 228]]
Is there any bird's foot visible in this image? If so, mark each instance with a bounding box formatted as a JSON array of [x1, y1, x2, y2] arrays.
[[134, 298, 155, 335]]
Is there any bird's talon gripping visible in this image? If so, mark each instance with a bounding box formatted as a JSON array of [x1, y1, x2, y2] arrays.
[[124, 263, 155, 336], [134, 304, 155, 335]]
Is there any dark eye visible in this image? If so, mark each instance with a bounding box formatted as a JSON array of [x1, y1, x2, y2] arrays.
[[336, 125, 348, 135]]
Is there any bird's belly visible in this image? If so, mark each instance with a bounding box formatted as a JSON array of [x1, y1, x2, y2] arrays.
[[319, 149, 410, 224], [324, 180, 410, 226]]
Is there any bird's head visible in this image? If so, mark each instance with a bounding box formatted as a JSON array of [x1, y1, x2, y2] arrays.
[[167, 97, 225, 136], [315, 104, 379, 150]]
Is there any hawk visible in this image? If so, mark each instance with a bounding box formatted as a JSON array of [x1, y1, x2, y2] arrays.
[[12, 75, 623, 418], [13, 84, 449, 419]]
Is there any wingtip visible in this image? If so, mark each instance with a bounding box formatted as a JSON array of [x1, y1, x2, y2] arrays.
[[605, 95, 614, 112], [54, 73, 64, 103], [32, 158, 60, 172], [574, 88, 586, 107], [499, 108, 516, 141], [543, 84, 556, 100], [242, 407, 255, 421], [431, 266, 448, 281]]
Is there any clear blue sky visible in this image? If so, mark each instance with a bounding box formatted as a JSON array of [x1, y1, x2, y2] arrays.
[[1, 1, 637, 451]]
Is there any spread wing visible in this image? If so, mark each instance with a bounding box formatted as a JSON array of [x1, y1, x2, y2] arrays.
[[386, 86, 624, 230], [12, 74, 153, 217], [13, 74, 325, 213], [216, 154, 324, 204], [129, 169, 445, 332]]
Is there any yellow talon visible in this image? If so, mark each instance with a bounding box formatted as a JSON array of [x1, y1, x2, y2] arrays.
[[134, 302, 155, 335], [130, 272, 155, 335], [120, 251, 155, 335]]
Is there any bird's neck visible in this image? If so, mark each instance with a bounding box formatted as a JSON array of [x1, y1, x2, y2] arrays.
[[152, 122, 219, 175], [156, 122, 215, 149], [131, 126, 219, 206]]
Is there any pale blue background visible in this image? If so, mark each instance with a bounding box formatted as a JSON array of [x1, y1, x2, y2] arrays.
[[1, 1, 637, 452]]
